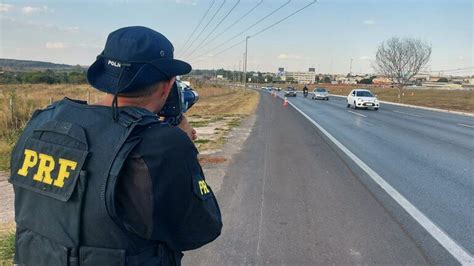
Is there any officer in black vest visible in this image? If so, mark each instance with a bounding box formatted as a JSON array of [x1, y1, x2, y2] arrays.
[[9, 26, 222, 265]]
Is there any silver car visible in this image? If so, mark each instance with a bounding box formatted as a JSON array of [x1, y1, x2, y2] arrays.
[[312, 88, 329, 100]]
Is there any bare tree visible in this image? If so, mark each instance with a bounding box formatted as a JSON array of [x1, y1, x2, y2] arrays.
[[374, 37, 431, 100]]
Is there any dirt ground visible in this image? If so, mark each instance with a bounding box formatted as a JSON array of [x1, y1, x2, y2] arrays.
[[0, 172, 14, 234]]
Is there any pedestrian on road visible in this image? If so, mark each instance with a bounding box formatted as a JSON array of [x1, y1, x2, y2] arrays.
[[9, 26, 222, 265]]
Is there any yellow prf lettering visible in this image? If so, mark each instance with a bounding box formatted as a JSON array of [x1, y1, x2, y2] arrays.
[[198, 180, 210, 195], [16, 148, 79, 187], [17, 149, 38, 176], [33, 153, 55, 184], [53, 158, 77, 188]]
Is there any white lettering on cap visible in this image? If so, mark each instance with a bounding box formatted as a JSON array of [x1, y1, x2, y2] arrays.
[[107, 60, 121, 68]]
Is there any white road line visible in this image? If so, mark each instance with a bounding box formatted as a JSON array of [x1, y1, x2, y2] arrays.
[[393, 110, 423, 118], [256, 101, 271, 259], [348, 110, 367, 117], [287, 101, 474, 265], [458, 123, 474, 129]]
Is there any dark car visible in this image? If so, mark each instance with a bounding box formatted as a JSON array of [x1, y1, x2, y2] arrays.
[[284, 87, 297, 97]]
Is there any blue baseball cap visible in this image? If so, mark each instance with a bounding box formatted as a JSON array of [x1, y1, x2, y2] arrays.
[[87, 26, 192, 94]]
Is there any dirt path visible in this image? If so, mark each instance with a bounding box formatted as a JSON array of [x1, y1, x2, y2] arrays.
[[198, 114, 256, 194], [0, 171, 14, 231]]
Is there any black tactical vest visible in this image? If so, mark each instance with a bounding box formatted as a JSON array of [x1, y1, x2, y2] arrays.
[[9, 98, 179, 265]]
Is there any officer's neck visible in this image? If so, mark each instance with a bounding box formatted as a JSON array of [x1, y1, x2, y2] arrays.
[[96, 94, 159, 113]]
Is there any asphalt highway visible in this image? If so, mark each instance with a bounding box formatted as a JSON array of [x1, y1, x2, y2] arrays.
[[279, 92, 474, 264], [183, 93, 436, 265]]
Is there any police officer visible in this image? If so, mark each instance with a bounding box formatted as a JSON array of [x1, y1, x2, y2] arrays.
[[9, 26, 222, 265]]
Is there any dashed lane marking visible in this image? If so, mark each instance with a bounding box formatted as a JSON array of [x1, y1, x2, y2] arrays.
[[457, 123, 474, 129], [393, 110, 423, 118], [348, 110, 367, 117]]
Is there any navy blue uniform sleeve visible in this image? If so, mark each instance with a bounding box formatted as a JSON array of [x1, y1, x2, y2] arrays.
[[139, 125, 222, 251]]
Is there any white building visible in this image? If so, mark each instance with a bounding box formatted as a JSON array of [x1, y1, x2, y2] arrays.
[[284, 71, 317, 84], [334, 76, 358, 84]]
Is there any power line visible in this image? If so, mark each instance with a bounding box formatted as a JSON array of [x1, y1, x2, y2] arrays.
[[194, 0, 317, 61], [184, 0, 241, 59], [216, 0, 264, 40], [249, 0, 316, 39], [181, 0, 227, 58], [190, 0, 291, 61], [177, 0, 216, 55], [205, 39, 246, 59], [195, 0, 264, 53]]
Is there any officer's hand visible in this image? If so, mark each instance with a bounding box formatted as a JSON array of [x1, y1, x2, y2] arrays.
[[178, 115, 197, 141]]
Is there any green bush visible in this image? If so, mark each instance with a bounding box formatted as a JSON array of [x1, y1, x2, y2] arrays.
[[0, 232, 15, 263], [0, 70, 87, 85]]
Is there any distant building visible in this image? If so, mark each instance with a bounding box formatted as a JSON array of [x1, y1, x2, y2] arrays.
[[414, 73, 430, 82], [334, 76, 357, 84], [422, 82, 463, 90], [308, 67, 315, 72], [373, 77, 392, 85], [428, 76, 441, 82], [285, 71, 317, 84], [277, 67, 285, 77]]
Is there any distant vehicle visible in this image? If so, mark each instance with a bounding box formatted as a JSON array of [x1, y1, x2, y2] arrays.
[[284, 86, 297, 97], [312, 88, 329, 100], [347, 89, 379, 110], [261, 86, 268, 91]]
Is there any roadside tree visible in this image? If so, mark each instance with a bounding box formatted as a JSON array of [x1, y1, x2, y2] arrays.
[[321, 76, 331, 83], [358, 76, 375, 84], [374, 37, 431, 100]]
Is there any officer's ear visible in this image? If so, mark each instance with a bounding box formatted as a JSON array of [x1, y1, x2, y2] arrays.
[[158, 77, 176, 99]]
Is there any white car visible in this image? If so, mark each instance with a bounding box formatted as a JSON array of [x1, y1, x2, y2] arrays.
[[347, 89, 379, 110], [312, 88, 329, 100]]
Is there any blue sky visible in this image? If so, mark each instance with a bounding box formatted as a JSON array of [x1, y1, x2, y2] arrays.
[[0, 0, 472, 75]]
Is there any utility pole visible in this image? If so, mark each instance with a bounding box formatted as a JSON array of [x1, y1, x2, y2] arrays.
[[349, 58, 353, 76], [238, 60, 241, 84], [244, 36, 250, 93], [242, 52, 245, 85], [233, 64, 235, 84]]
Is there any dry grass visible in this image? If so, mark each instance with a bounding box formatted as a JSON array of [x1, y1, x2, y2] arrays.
[[278, 84, 473, 113], [0, 225, 14, 265], [188, 86, 259, 116], [0, 84, 104, 171], [187, 85, 259, 151]]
